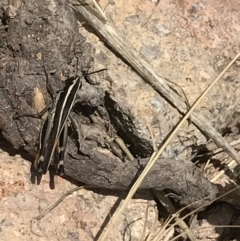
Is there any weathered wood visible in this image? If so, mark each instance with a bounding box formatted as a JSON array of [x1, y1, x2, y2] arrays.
[[0, 0, 217, 208], [63, 138, 217, 207]]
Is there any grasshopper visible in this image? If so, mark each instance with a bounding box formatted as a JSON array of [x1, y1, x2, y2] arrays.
[[38, 75, 82, 174], [15, 67, 82, 175]]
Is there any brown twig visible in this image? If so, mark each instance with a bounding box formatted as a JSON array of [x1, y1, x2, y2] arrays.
[[31, 186, 84, 237], [35, 186, 83, 220]]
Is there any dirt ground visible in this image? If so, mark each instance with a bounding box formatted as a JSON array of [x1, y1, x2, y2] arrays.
[[1, 0, 240, 240], [0, 140, 158, 241]]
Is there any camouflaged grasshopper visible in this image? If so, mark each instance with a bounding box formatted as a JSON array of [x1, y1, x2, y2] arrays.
[[15, 66, 82, 175], [15, 64, 106, 176]]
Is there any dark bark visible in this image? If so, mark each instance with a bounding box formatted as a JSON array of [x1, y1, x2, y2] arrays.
[[64, 139, 217, 207]]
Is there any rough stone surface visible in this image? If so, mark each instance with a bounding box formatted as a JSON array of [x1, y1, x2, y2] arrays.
[[0, 143, 157, 241]]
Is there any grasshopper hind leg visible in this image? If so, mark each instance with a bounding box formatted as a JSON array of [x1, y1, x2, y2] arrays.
[[34, 115, 53, 174], [56, 123, 68, 176], [36, 156, 47, 174]]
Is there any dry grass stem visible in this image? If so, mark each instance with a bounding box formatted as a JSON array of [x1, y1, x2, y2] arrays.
[[153, 190, 196, 241]]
